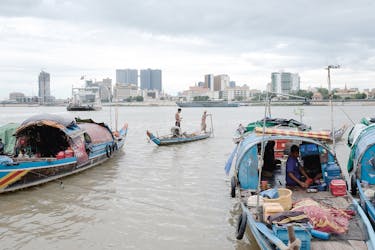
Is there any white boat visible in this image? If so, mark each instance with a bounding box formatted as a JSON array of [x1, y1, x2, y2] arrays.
[[67, 87, 102, 111]]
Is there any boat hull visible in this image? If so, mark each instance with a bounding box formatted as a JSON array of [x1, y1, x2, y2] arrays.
[[0, 140, 125, 193], [146, 131, 210, 146]]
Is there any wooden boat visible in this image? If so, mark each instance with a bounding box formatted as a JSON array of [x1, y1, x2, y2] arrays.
[[146, 130, 211, 146], [0, 113, 127, 193], [348, 119, 375, 227], [227, 131, 375, 250]]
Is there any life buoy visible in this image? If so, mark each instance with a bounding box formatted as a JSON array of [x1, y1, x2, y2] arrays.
[[236, 211, 247, 240], [231, 176, 236, 198], [105, 145, 112, 158]]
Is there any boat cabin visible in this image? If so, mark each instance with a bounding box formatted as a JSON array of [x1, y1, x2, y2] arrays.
[[235, 133, 338, 191]]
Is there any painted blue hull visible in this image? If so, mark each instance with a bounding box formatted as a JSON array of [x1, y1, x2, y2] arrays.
[[147, 131, 210, 146]]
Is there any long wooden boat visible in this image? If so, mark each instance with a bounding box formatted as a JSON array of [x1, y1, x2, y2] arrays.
[[0, 113, 127, 193], [227, 132, 375, 250], [146, 130, 210, 146], [348, 119, 375, 227]]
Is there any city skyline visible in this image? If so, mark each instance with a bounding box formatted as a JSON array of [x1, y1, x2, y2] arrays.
[[1, 1, 375, 99]]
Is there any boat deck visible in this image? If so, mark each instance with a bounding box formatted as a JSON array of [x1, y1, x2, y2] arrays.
[[241, 189, 369, 250]]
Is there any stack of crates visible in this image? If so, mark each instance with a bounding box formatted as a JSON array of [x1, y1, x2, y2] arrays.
[[272, 224, 311, 250], [323, 162, 341, 185], [274, 140, 287, 158]]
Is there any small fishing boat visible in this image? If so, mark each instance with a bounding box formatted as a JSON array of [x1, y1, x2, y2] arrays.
[[146, 113, 213, 146], [146, 130, 211, 146], [0, 113, 127, 193], [226, 129, 375, 249], [347, 118, 375, 226]]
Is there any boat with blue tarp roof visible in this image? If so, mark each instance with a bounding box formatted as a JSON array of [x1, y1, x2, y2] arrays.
[[226, 128, 375, 250], [348, 117, 375, 228]]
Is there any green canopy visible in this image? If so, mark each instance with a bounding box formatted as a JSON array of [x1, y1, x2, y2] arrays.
[[0, 123, 19, 155]]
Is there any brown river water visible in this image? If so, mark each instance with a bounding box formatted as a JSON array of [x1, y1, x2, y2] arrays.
[[0, 105, 372, 250]]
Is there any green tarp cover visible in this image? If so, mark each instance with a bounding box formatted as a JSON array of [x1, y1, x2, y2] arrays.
[[0, 123, 19, 155], [245, 118, 311, 133]]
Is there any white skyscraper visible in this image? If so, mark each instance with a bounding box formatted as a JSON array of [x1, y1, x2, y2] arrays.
[[271, 72, 300, 95], [38, 71, 50, 104]]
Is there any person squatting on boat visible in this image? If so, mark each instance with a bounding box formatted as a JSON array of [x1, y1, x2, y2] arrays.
[[175, 108, 182, 127], [286, 145, 310, 188]]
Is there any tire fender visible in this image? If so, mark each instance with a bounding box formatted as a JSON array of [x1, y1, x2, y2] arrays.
[[230, 176, 236, 198], [351, 175, 357, 196], [105, 144, 112, 158], [236, 211, 247, 240]]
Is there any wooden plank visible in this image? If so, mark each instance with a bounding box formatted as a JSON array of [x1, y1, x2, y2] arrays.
[[311, 240, 366, 250]]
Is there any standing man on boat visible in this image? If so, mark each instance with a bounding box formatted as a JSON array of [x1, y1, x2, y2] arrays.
[[201, 110, 207, 133], [175, 108, 182, 127]]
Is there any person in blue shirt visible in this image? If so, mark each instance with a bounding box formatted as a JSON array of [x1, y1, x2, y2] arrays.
[[286, 145, 310, 188]]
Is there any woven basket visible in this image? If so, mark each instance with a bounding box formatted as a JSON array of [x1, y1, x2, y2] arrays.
[[263, 188, 292, 210]]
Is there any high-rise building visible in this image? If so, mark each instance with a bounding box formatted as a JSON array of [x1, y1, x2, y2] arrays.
[[140, 69, 162, 92], [213, 74, 230, 91], [204, 74, 214, 90], [271, 72, 300, 95], [38, 71, 51, 104], [116, 69, 138, 86]]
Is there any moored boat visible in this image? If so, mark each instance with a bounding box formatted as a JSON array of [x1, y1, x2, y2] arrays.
[[176, 100, 239, 107], [0, 113, 127, 193], [67, 86, 102, 111], [227, 130, 375, 249], [347, 118, 375, 227]]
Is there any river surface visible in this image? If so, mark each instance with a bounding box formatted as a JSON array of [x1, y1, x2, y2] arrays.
[[0, 105, 371, 250]]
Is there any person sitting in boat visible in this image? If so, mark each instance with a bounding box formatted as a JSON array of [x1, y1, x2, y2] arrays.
[[171, 126, 181, 137], [237, 124, 246, 135], [286, 145, 310, 188], [175, 108, 182, 127], [201, 111, 207, 133]]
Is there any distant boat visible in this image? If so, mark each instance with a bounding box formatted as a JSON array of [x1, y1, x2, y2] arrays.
[[67, 87, 102, 111], [176, 100, 239, 107]]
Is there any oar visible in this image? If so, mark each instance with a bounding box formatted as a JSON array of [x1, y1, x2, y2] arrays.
[[225, 144, 238, 175]]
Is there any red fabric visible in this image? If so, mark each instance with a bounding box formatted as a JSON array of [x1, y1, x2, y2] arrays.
[[292, 198, 354, 234]]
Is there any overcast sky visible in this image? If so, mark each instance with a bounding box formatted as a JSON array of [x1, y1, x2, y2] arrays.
[[1, 0, 375, 99]]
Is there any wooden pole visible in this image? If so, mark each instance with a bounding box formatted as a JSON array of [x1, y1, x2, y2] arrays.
[[287, 225, 299, 250]]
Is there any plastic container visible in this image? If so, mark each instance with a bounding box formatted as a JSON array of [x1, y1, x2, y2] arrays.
[[330, 179, 346, 196], [324, 162, 341, 185], [263, 188, 292, 210], [272, 224, 311, 250]]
